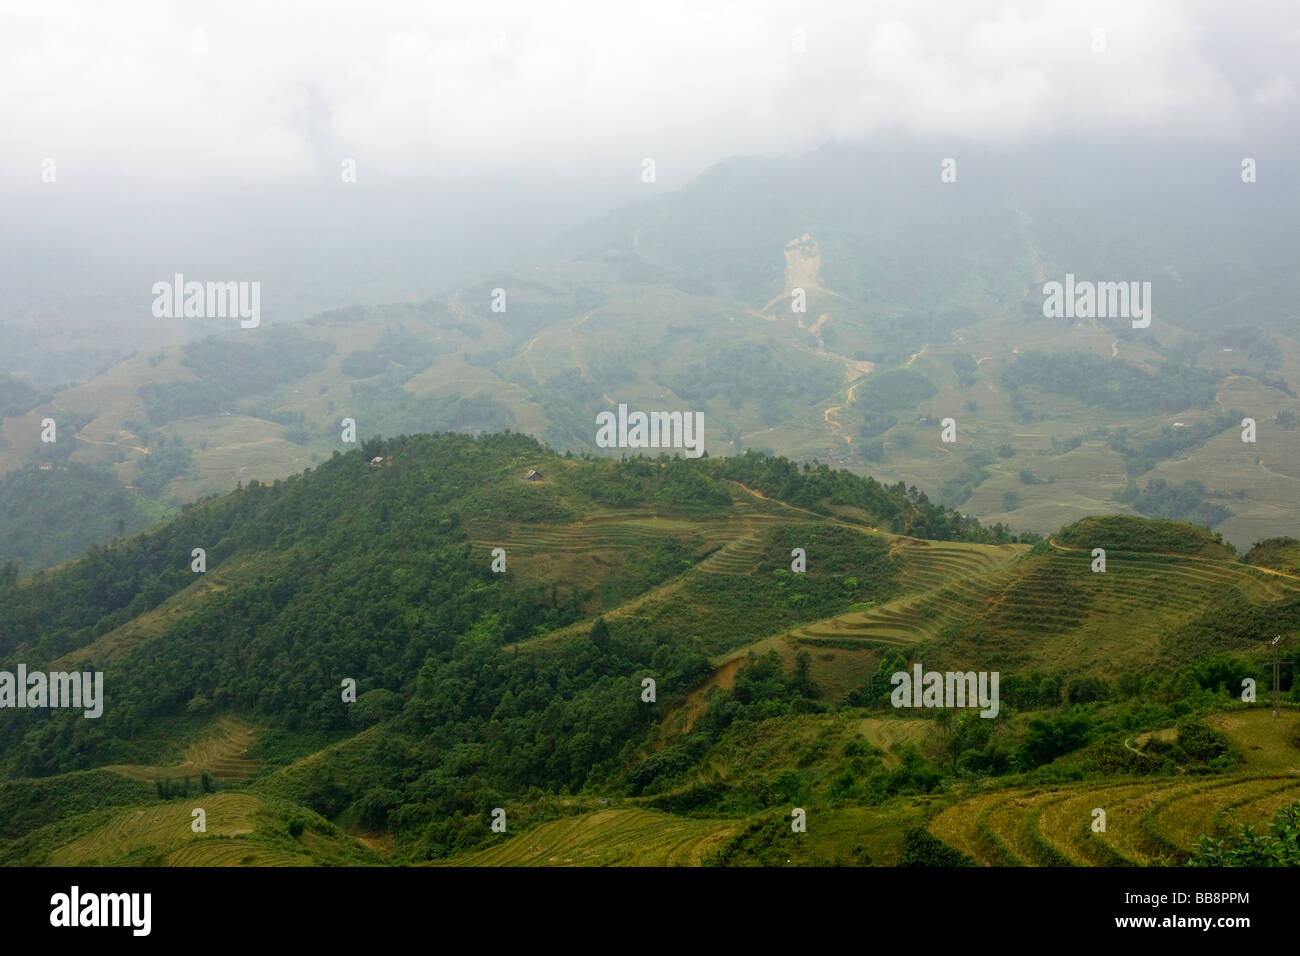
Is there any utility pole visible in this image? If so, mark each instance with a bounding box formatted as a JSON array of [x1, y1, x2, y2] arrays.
[[1271, 634, 1282, 724]]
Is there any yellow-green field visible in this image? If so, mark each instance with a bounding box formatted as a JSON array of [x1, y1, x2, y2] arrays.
[[47, 794, 299, 866], [791, 541, 1300, 676], [927, 709, 1300, 866], [24, 785, 382, 867], [790, 538, 1026, 647], [430, 809, 739, 867], [106, 716, 262, 784]]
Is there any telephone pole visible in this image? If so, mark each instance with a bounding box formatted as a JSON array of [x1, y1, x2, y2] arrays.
[[1272, 634, 1281, 724]]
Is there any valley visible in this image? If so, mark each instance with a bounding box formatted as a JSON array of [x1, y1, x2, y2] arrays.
[[4, 145, 1299, 581]]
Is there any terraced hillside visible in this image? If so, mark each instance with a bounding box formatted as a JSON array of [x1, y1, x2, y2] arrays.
[[7, 435, 1300, 869], [50, 794, 271, 866], [465, 480, 803, 570], [3, 791, 378, 868], [477, 473, 915, 652], [14, 140, 1300, 583], [430, 808, 739, 867], [929, 773, 1300, 867], [790, 539, 1026, 647], [928, 710, 1300, 866], [105, 716, 262, 785], [786, 530, 1300, 675], [466, 499, 789, 601]]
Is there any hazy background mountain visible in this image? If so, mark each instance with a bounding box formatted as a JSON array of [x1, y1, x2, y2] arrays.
[[0, 170, 645, 386], [4, 133, 1298, 570], [3, 0, 1298, 568]]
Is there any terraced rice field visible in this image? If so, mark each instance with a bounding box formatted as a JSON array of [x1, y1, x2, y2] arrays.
[[492, 504, 849, 651], [696, 532, 768, 574], [488, 516, 709, 554], [1148, 776, 1300, 855], [855, 716, 931, 765], [431, 808, 739, 867], [928, 788, 1012, 864], [928, 773, 1300, 866], [790, 541, 1025, 646], [166, 839, 311, 867], [984, 551, 1300, 636], [49, 793, 268, 866], [1220, 778, 1300, 830], [470, 505, 789, 561], [1209, 710, 1300, 773], [981, 788, 1072, 865], [1095, 778, 1215, 864], [790, 543, 1300, 653], [1034, 781, 1153, 866], [107, 716, 262, 784]]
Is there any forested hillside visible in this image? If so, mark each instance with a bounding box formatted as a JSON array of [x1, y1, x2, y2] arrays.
[[2, 433, 1296, 866], [0, 433, 1009, 855]]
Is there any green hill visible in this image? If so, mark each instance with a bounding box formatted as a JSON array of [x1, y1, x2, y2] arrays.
[[3, 433, 1037, 864], [1245, 536, 1300, 576], [3, 434, 1298, 866], [1055, 514, 1237, 559]]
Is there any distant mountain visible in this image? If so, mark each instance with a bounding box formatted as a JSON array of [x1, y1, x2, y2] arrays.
[[4, 139, 1300, 572]]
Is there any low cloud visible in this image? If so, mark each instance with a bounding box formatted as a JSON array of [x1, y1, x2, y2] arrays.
[[0, 0, 1293, 185]]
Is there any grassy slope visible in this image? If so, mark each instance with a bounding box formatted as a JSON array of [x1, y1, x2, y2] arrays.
[[434, 507, 1300, 866], [4, 792, 382, 867], [6, 451, 1300, 867], [925, 709, 1300, 866]]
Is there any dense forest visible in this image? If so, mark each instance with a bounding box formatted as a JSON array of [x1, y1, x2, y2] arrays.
[[0, 374, 47, 419], [0, 462, 160, 572], [664, 343, 838, 427], [138, 328, 335, 424], [1002, 351, 1220, 413], [1115, 478, 1233, 528], [0, 432, 1027, 854]]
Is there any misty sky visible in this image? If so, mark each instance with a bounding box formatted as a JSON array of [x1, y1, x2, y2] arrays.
[[2, 0, 1296, 317]]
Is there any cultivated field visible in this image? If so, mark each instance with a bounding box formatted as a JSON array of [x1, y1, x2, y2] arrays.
[[106, 716, 262, 784], [430, 808, 739, 867], [927, 710, 1300, 865]]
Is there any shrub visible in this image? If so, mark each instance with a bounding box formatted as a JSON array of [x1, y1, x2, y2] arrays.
[[1019, 709, 1092, 768], [1175, 718, 1240, 766], [901, 827, 976, 866], [1189, 801, 1300, 866], [1066, 676, 1110, 704]]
